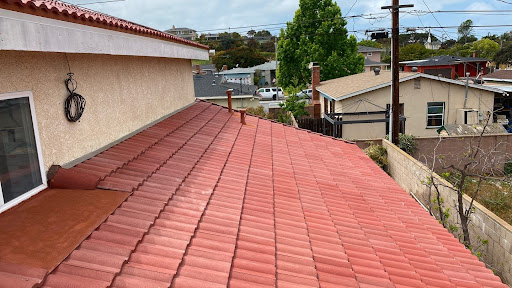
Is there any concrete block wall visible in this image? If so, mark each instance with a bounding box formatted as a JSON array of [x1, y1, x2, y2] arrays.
[[382, 139, 512, 285]]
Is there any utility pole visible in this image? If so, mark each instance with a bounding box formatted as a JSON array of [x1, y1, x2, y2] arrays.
[[382, 0, 413, 145]]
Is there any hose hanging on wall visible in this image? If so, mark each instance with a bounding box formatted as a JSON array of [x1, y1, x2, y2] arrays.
[[64, 73, 86, 122]]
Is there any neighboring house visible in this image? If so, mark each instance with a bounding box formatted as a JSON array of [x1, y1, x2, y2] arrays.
[[0, 0, 209, 212], [482, 70, 512, 121], [316, 70, 505, 140], [202, 33, 219, 41], [219, 60, 278, 86], [165, 25, 198, 41], [402, 56, 488, 79], [424, 33, 441, 50], [193, 73, 259, 109], [358, 45, 390, 72], [192, 64, 217, 75]]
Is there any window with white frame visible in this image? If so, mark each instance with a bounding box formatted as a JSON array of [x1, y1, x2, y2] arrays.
[[0, 91, 46, 212], [427, 102, 445, 128]]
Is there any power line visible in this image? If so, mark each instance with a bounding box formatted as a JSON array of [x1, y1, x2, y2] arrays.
[[195, 12, 390, 33], [420, 0, 450, 41], [345, 0, 359, 17], [496, 0, 512, 4]]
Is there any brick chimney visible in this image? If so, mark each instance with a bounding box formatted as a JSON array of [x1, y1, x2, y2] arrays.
[[309, 62, 321, 119], [222, 65, 228, 71], [473, 51, 477, 58]]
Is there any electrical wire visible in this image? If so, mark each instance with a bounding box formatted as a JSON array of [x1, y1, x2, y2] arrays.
[[64, 73, 86, 122]]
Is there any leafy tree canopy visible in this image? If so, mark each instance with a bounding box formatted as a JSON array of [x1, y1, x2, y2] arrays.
[[494, 45, 512, 65], [212, 47, 268, 70], [400, 43, 434, 62], [358, 40, 382, 49], [471, 38, 500, 59], [458, 19, 474, 44], [277, 0, 364, 88], [255, 30, 272, 38]]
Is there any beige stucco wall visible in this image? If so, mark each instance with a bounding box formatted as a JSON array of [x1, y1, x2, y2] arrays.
[[382, 139, 512, 285], [362, 51, 381, 63], [0, 50, 195, 172], [334, 78, 495, 140]]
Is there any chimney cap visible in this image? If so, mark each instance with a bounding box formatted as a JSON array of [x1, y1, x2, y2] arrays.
[[373, 68, 381, 75], [309, 62, 320, 69], [411, 67, 419, 72]]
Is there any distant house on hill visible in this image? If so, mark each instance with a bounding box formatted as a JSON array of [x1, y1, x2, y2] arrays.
[[165, 25, 197, 41], [357, 45, 389, 72], [219, 61, 278, 86], [401, 56, 488, 79]]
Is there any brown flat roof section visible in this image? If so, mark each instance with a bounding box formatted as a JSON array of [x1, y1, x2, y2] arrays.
[[0, 188, 128, 286]]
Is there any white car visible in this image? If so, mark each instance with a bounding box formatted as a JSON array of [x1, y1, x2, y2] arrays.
[[257, 87, 284, 100], [297, 89, 312, 99]]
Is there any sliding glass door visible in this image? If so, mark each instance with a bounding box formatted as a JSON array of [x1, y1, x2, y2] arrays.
[[0, 92, 46, 210]]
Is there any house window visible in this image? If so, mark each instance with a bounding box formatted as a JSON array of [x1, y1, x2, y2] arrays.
[[427, 102, 445, 128], [367, 52, 373, 57], [0, 91, 46, 212]]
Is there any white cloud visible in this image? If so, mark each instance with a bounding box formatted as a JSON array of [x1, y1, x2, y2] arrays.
[[67, 0, 299, 35]]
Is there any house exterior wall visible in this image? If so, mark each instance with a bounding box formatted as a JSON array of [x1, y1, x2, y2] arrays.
[[0, 50, 195, 171], [361, 51, 381, 63], [334, 78, 495, 140]]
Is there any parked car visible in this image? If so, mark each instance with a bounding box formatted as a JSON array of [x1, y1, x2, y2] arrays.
[[257, 87, 284, 100], [296, 89, 312, 99]]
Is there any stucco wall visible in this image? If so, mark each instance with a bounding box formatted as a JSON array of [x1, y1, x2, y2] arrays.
[[335, 77, 495, 140], [382, 139, 512, 285], [0, 50, 195, 171]]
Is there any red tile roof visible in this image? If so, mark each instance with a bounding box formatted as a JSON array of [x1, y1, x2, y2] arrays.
[[0, 0, 208, 50], [33, 101, 506, 287]]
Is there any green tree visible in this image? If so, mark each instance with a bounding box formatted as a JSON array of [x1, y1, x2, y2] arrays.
[[400, 43, 433, 61], [458, 19, 474, 44], [277, 0, 364, 88], [494, 44, 512, 65], [471, 38, 500, 59], [255, 30, 272, 38], [212, 47, 267, 70], [279, 92, 309, 120], [358, 40, 382, 49], [437, 43, 473, 57]]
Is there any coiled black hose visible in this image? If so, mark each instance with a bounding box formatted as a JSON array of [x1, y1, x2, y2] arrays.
[[64, 73, 86, 122]]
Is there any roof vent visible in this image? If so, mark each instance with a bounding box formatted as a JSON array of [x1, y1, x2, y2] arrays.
[[411, 67, 419, 72], [212, 80, 216, 85], [373, 68, 381, 76]]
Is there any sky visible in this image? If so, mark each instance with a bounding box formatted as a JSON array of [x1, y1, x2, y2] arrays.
[[64, 0, 512, 41]]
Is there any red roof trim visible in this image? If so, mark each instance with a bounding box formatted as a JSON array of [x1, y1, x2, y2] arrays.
[[0, 0, 209, 50]]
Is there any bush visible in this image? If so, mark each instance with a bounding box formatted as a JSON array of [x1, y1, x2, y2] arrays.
[[246, 106, 272, 119], [364, 142, 388, 170], [505, 161, 512, 176], [386, 133, 417, 155]]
